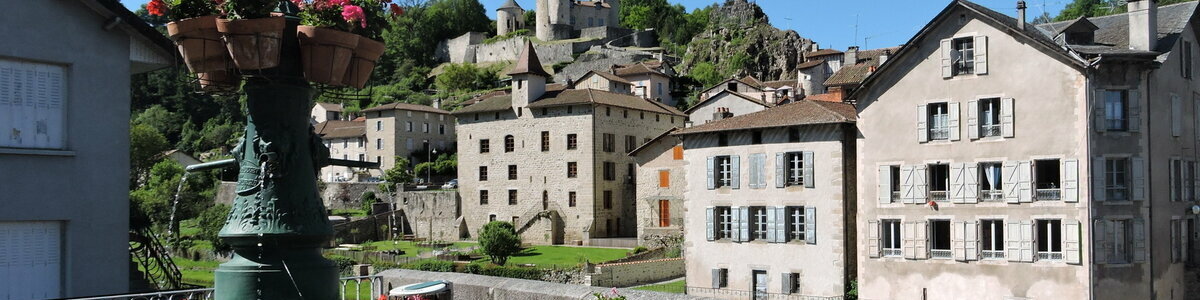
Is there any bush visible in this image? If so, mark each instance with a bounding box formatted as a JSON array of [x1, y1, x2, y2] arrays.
[[325, 254, 359, 275], [402, 259, 456, 272], [360, 191, 377, 213], [480, 265, 544, 280], [478, 221, 522, 266], [462, 262, 485, 274], [632, 246, 648, 254]]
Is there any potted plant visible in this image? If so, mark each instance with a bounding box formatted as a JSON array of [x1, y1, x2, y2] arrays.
[[197, 69, 240, 92], [148, 0, 230, 73], [340, 0, 399, 88], [293, 0, 362, 85], [217, 0, 285, 70]]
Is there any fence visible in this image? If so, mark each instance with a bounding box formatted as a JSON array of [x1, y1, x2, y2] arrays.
[[326, 249, 428, 266], [71, 276, 383, 300]]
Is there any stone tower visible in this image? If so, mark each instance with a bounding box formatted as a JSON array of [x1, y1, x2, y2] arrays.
[[536, 0, 570, 41], [496, 0, 525, 36], [508, 40, 549, 111], [606, 0, 620, 27]]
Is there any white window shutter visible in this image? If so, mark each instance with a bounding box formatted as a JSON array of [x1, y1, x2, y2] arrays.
[[1063, 159, 1079, 202], [711, 269, 721, 288], [974, 35, 988, 75], [766, 206, 777, 242], [1093, 157, 1107, 202], [917, 105, 929, 142], [739, 207, 750, 242], [1007, 222, 1023, 262], [706, 207, 715, 241], [805, 206, 816, 245], [706, 156, 715, 190], [948, 102, 961, 141], [914, 165, 929, 204], [731, 155, 741, 190], [901, 165, 916, 204], [1133, 157, 1146, 201], [915, 221, 929, 259], [1094, 219, 1108, 264], [780, 273, 793, 294], [774, 207, 786, 242], [869, 220, 881, 258], [1133, 218, 1147, 262], [878, 165, 893, 204], [1065, 220, 1081, 264], [1094, 88, 1108, 132], [775, 153, 786, 188], [1020, 221, 1035, 262], [1172, 94, 1182, 137], [965, 221, 979, 261], [967, 100, 980, 140], [0, 60, 66, 150], [941, 38, 954, 78], [748, 154, 761, 189], [730, 206, 741, 242], [950, 163, 966, 203], [1001, 98, 1015, 137], [1003, 161, 1020, 204], [1129, 89, 1141, 132], [1018, 161, 1033, 203], [965, 163, 980, 203], [1180, 220, 1190, 262], [904, 222, 917, 259], [803, 151, 815, 188], [953, 221, 967, 261]]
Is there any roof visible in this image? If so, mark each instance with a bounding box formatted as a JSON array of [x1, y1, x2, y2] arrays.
[[683, 90, 772, 114], [361, 102, 451, 114], [806, 49, 843, 58], [498, 0, 522, 10], [1037, 1, 1198, 56], [459, 90, 510, 107], [674, 100, 857, 135], [804, 93, 843, 102], [314, 120, 365, 139], [628, 128, 680, 156], [761, 79, 797, 89], [581, 70, 634, 85], [824, 46, 901, 87], [739, 76, 763, 87], [453, 88, 685, 116], [574, 1, 612, 8], [453, 95, 514, 114], [508, 40, 551, 77], [614, 62, 668, 77], [797, 59, 825, 70], [315, 102, 344, 112], [93, 0, 177, 66]]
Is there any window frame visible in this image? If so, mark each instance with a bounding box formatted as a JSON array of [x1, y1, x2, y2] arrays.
[[783, 152, 806, 187], [479, 190, 489, 205], [929, 219, 953, 259], [567, 134, 578, 150], [1104, 90, 1130, 131], [927, 102, 951, 141], [714, 155, 733, 188], [479, 139, 490, 153], [881, 219, 902, 257], [504, 135, 515, 152], [981, 219, 1005, 259], [567, 161, 578, 178], [1105, 158, 1131, 201], [952, 36, 976, 75], [508, 189, 518, 205], [507, 165, 517, 180], [1036, 219, 1064, 261]]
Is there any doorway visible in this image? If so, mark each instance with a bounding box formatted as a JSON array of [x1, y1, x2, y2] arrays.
[[752, 270, 768, 299]]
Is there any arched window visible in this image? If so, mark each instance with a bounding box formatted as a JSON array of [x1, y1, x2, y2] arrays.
[[504, 135, 515, 152]]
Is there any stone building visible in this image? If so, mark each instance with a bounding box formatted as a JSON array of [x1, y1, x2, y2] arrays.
[[310, 102, 345, 124], [629, 128, 685, 246], [361, 103, 456, 178], [799, 46, 899, 102], [496, 0, 526, 36], [675, 99, 858, 299], [314, 119, 368, 182], [536, 0, 622, 41], [852, 1, 1200, 299], [615, 61, 677, 107], [454, 41, 684, 245]]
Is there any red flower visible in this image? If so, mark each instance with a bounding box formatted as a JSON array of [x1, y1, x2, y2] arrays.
[[147, 0, 168, 16], [389, 3, 404, 17], [329, 0, 350, 7], [342, 5, 366, 28]]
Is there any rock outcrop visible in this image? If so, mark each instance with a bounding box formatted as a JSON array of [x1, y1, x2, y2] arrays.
[[680, 0, 813, 80]]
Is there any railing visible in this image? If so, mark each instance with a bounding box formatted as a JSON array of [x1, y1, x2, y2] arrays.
[[74, 276, 383, 300], [340, 275, 385, 300], [685, 286, 845, 300], [980, 190, 1004, 202], [929, 127, 950, 140], [1038, 251, 1063, 261], [882, 249, 903, 257], [982, 250, 1005, 259], [891, 191, 900, 201], [1036, 188, 1061, 201], [930, 249, 953, 259], [929, 191, 948, 202], [980, 124, 1001, 137]]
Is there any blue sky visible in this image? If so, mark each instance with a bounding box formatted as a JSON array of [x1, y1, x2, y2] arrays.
[[120, 0, 1070, 51]]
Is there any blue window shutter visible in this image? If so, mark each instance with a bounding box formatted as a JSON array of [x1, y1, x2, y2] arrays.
[[775, 207, 787, 242], [707, 156, 715, 190], [739, 207, 750, 242], [775, 153, 786, 188], [706, 207, 715, 241], [803, 151, 815, 188], [766, 206, 777, 242], [731, 155, 741, 189]]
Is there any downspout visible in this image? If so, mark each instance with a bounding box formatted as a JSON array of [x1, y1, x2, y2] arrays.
[[1144, 66, 1155, 300], [1085, 55, 1102, 300]]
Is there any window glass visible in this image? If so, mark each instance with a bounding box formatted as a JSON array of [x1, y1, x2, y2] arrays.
[[1105, 90, 1129, 131], [928, 103, 950, 140], [953, 37, 975, 75]]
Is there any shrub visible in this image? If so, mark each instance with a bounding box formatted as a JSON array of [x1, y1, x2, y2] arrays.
[[480, 265, 544, 280], [325, 254, 359, 275], [403, 259, 456, 272], [462, 262, 485, 274], [478, 221, 522, 266], [360, 191, 377, 213], [632, 246, 648, 254]]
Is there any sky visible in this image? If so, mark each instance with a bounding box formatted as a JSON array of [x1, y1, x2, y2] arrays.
[[120, 0, 1072, 51]]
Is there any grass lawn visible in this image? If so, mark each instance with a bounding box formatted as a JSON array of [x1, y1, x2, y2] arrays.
[[172, 257, 219, 287], [480, 245, 631, 267], [358, 240, 477, 256], [633, 280, 686, 294], [178, 219, 201, 237], [330, 209, 368, 217]]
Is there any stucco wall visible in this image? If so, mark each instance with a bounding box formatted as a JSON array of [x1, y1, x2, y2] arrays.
[[364, 109, 456, 178], [322, 136, 369, 182], [687, 93, 768, 125], [590, 258, 684, 287], [633, 135, 686, 246]]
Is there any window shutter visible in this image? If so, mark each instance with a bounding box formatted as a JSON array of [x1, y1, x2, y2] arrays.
[[1001, 98, 1015, 137], [731, 207, 742, 242], [914, 165, 928, 203], [1065, 220, 1081, 264], [1133, 218, 1147, 262], [965, 221, 979, 261], [1020, 221, 1035, 262], [878, 166, 893, 204], [775, 153, 786, 188], [748, 154, 761, 189], [1133, 157, 1146, 201], [1094, 88, 1108, 132], [901, 165, 916, 204], [706, 207, 715, 241], [780, 273, 793, 294], [739, 206, 750, 242], [1062, 159, 1079, 202], [1172, 160, 1180, 202], [711, 269, 721, 288], [766, 205, 777, 242], [707, 156, 715, 190], [1195, 97, 1200, 141], [0, 60, 66, 149], [950, 163, 966, 203], [1129, 89, 1141, 132], [1193, 161, 1200, 202], [953, 221, 967, 261], [1018, 161, 1033, 203], [805, 206, 816, 245], [775, 207, 787, 242], [915, 221, 928, 259], [941, 38, 953, 78], [948, 102, 961, 141], [1093, 157, 1107, 202], [903, 222, 917, 259], [965, 163, 979, 203], [1180, 220, 1190, 262], [1094, 219, 1108, 264], [731, 155, 741, 190], [1172, 94, 1182, 137], [868, 220, 881, 258], [967, 100, 980, 139], [974, 35, 988, 75], [917, 105, 929, 142], [1003, 161, 1020, 204], [1007, 222, 1023, 262], [803, 151, 815, 188]]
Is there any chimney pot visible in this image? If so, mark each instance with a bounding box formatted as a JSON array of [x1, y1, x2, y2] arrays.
[[845, 46, 859, 65], [1017, 1, 1027, 30], [1129, 0, 1158, 51]]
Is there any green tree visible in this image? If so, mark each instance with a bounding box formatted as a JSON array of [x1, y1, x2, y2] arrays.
[[133, 105, 183, 142], [130, 160, 217, 235], [360, 191, 378, 213], [130, 124, 170, 188], [688, 62, 724, 87], [478, 221, 522, 266], [197, 203, 232, 253], [380, 156, 415, 193], [1051, 0, 1197, 22], [435, 63, 498, 93]]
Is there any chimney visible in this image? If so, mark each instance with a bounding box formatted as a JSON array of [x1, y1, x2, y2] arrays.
[[1017, 1, 1027, 30], [845, 46, 859, 65], [433, 98, 441, 109], [879, 49, 891, 65], [1128, 0, 1158, 51]]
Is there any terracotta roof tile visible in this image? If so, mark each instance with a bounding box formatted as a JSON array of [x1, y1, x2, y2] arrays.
[[508, 40, 551, 77], [583, 71, 634, 85], [362, 102, 451, 114], [797, 59, 825, 70], [628, 128, 680, 156], [314, 120, 365, 139], [824, 46, 901, 87], [674, 100, 856, 135], [528, 89, 685, 116], [806, 49, 843, 58]]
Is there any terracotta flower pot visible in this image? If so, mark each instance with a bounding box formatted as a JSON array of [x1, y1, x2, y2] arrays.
[[167, 15, 229, 73], [342, 37, 386, 89], [216, 17, 285, 70], [297, 26, 359, 86], [197, 69, 240, 92]]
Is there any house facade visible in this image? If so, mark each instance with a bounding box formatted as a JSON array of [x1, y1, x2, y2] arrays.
[[629, 129, 686, 246], [310, 102, 344, 124], [362, 103, 456, 178], [853, 1, 1200, 299], [676, 99, 858, 299], [615, 61, 676, 107], [315, 120, 368, 182]]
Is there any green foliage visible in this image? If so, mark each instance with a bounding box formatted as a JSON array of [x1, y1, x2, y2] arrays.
[[463, 262, 485, 274], [688, 62, 725, 87], [434, 63, 500, 93], [846, 280, 858, 300], [632, 280, 685, 294], [1052, 0, 1196, 21], [297, 0, 351, 30], [196, 204, 232, 254], [414, 153, 457, 177], [479, 265, 544, 280], [380, 155, 414, 192], [324, 254, 360, 275], [483, 29, 531, 44], [133, 105, 183, 142], [523, 10, 536, 28], [360, 191, 378, 213], [402, 259, 456, 272], [377, 0, 492, 86], [632, 246, 648, 254], [221, 0, 279, 19], [478, 221, 522, 266], [161, 0, 220, 21], [130, 124, 171, 188], [620, 0, 711, 50], [130, 160, 219, 234]]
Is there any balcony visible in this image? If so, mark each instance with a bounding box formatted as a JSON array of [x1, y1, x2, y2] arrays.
[[929, 127, 950, 140], [930, 249, 953, 259], [980, 124, 1001, 137], [1038, 251, 1063, 261], [930, 191, 948, 202], [1036, 188, 1061, 201], [982, 250, 1005, 259], [980, 190, 1003, 202], [882, 249, 903, 257]]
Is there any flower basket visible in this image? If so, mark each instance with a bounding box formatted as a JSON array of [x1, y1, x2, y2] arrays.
[[197, 69, 241, 92], [342, 37, 384, 88], [167, 15, 230, 73], [297, 25, 359, 85], [216, 16, 286, 70]]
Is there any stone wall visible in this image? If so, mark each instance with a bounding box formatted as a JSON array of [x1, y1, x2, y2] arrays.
[[321, 182, 382, 210], [435, 32, 486, 63], [333, 210, 402, 244], [215, 181, 237, 205], [471, 37, 576, 66], [377, 269, 708, 300], [395, 190, 464, 241], [553, 51, 654, 88], [580, 27, 633, 41], [589, 257, 684, 288]]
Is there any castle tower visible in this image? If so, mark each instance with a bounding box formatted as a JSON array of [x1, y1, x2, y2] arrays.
[[606, 0, 619, 27], [536, 0, 570, 41], [508, 40, 549, 111], [496, 0, 525, 36]]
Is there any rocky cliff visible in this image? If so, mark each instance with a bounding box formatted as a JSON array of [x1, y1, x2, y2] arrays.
[[680, 0, 812, 81]]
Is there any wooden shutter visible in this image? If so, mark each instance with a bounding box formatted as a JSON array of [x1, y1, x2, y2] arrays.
[[903, 222, 917, 259], [1094, 88, 1108, 132], [1066, 220, 1081, 264], [706, 156, 715, 190], [1063, 159, 1079, 202], [941, 38, 953, 78], [1093, 157, 1107, 202], [953, 221, 967, 261], [739, 207, 750, 242], [901, 165, 916, 204], [711, 269, 721, 288], [1018, 161, 1033, 203], [774, 207, 787, 243], [0, 60, 66, 150], [803, 151, 815, 188], [1173, 94, 1183, 137], [1094, 219, 1108, 264], [868, 220, 881, 258], [766, 206, 777, 242], [974, 35, 988, 75], [913, 165, 928, 204], [1129, 89, 1141, 132], [775, 153, 786, 188], [915, 221, 928, 259], [965, 163, 980, 203], [1133, 157, 1146, 201], [780, 273, 793, 294], [950, 163, 966, 203], [1007, 222, 1023, 262], [747, 154, 760, 189], [1003, 161, 1020, 203], [948, 102, 961, 141], [917, 105, 929, 142], [967, 99, 980, 139], [1133, 218, 1147, 262], [706, 207, 715, 241], [731, 155, 741, 190], [672, 145, 683, 160], [658, 170, 670, 188], [730, 207, 742, 242], [965, 221, 979, 261], [879, 165, 893, 204], [1001, 98, 1015, 137], [805, 206, 816, 245], [1020, 221, 1035, 262], [1193, 161, 1200, 202], [1172, 160, 1180, 202]]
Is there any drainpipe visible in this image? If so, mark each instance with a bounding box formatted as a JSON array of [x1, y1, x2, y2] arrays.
[[1144, 67, 1156, 300]]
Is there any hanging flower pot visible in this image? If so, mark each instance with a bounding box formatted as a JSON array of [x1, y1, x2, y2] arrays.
[[216, 16, 285, 70], [167, 15, 230, 73], [342, 37, 385, 88], [197, 69, 241, 92], [297, 25, 359, 85]]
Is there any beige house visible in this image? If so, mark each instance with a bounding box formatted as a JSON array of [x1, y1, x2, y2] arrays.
[[852, 1, 1200, 299], [454, 41, 684, 245], [311, 102, 345, 124], [615, 61, 676, 106], [315, 120, 368, 182], [629, 128, 686, 246], [675, 99, 858, 299], [686, 90, 772, 125], [362, 103, 456, 178], [576, 70, 633, 95]]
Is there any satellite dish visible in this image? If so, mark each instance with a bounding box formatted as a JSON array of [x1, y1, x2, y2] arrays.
[[1192, 205, 1200, 215]]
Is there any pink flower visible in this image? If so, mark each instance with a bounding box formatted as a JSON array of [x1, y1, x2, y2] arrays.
[[147, 0, 167, 16], [290, 0, 307, 9], [329, 0, 350, 6], [389, 3, 404, 16], [342, 5, 366, 28]]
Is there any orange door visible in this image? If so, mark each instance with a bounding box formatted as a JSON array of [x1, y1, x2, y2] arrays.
[[658, 200, 671, 227]]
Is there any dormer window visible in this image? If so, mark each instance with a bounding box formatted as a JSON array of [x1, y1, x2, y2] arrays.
[[1065, 31, 1094, 45]]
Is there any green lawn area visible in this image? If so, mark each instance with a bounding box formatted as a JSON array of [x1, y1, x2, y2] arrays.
[[482, 245, 631, 267], [172, 257, 219, 287], [330, 209, 368, 217], [178, 219, 201, 237], [358, 240, 477, 257], [633, 280, 686, 294]]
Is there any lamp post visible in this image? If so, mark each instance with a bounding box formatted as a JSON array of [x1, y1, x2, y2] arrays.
[[428, 148, 437, 185]]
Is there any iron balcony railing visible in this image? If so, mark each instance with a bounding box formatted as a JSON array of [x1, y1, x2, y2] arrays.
[[882, 248, 903, 257], [73, 275, 383, 300], [929, 191, 948, 202], [1036, 188, 1062, 201], [930, 249, 953, 259], [980, 190, 1004, 201], [1038, 251, 1064, 261], [982, 250, 1005, 259], [929, 127, 950, 140], [980, 124, 1001, 137]]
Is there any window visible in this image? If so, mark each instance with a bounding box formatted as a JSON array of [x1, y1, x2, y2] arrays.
[[603, 162, 616, 181], [605, 107, 611, 116], [479, 166, 488, 181], [508, 165, 517, 180], [1105, 158, 1130, 201], [358, 154, 364, 161], [1104, 90, 1129, 131], [376, 156, 381, 163], [640, 112, 644, 120], [512, 216, 520, 225], [714, 156, 733, 188], [0, 59, 65, 149], [489, 214, 496, 222], [343, 140, 348, 148], [658, 170, 670, 188], [784, 272, 800, 294], [658, 200, 671, 227], [541, 131, 550, 151], [508, 190, 518, 205], [568, 191, 577, 207], [567, 134, 578, 150], [423, 123, 429, 133], [1110, 219, 1131, 263], [406, 121, 413, 132], [1035, 159, 1061, 201], [657, 83, 664, 96], [979, 162, 1003, 201], [598, 18, 605, 26], [672, 145, 683, 160], [479, 139, 490, 153], [927, 102, 950, 140], [603, 191, 613, 209], [890, 166, 901, 201], [439, 124, 445, 135], [952, 37, 975, 75], [1036, 219, 1063, 261], [1184, 41, 1193, 79], [978, 98, 1001, 137], [406, 138, 413, 150], [750, 206, 768, 240], [714, 268, 729, 289], [376, 139, 383, 150], [752, 130, 763, 144], [929, 220, 952, 259], [1188, 162, 1197, 201], [504, 135, 515, 152], [627, 163, 636, 184], [625, 135, 637, 153], [783, 152, 805, 186], [928, 164, 950, 201], [718, 133, 729, 146], [788, 127, 800, 142], [981, 220, 1005, 259], [787, 206, 806, 242], [479, 190, 489, 205], [357, 137, 364, 148], [375, 121, 382, 131], [567, 162, 578, 178], [881, 220, 902, 257], [567, 106, 573, 114], [727, 82, 737, 91], [716, 207, 733, 239], [603, 134, 615, 152]]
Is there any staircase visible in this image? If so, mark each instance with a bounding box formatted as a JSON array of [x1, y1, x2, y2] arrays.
[[129, 228, 187, 291]]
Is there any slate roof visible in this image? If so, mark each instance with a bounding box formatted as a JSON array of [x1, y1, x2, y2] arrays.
[[316, 102, 343, 112], [674, 100, 857, 135], [498, 0, 522, 10], [314, 120, 365, 139], [825, 46, 901, 87], [508, 40, 551, 77], [683, 90, 772, 114], [361, 102, 451, 115], [1037, 1, 1198, 57], [797, 59, 825, 70], [453, 89, 685, 116], [761, 79, 797, 89]]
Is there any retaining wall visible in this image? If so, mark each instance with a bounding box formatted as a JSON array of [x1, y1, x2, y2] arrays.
[[588, 258, 684, 288], [377, 269, 710, 300]]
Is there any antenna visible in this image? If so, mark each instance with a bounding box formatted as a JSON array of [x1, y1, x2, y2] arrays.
[[854, 14, 860, 47]]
